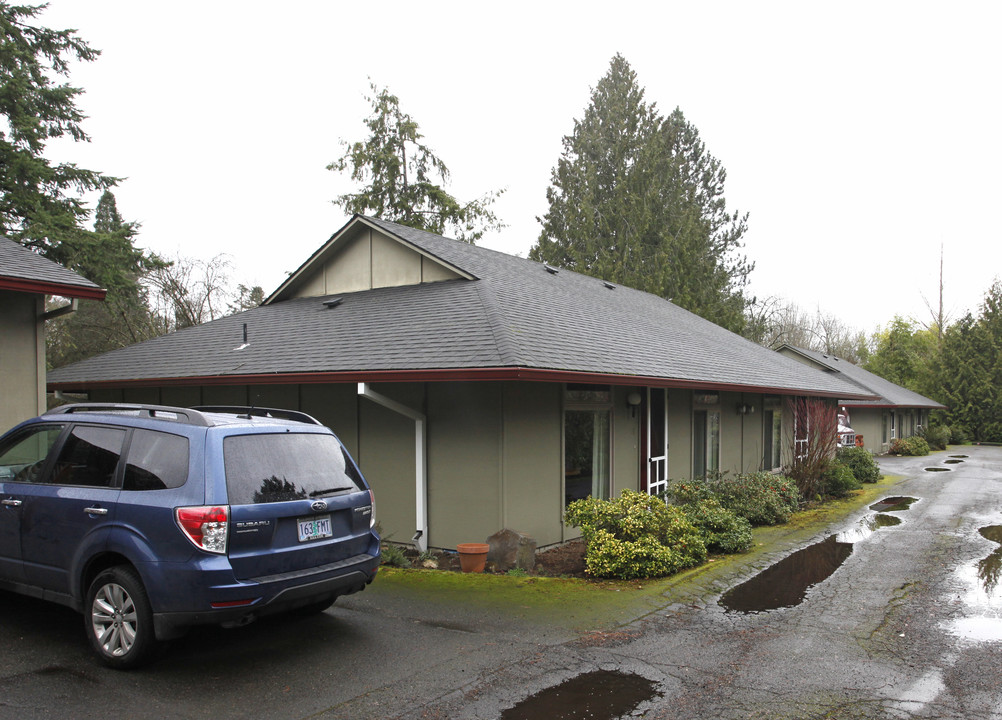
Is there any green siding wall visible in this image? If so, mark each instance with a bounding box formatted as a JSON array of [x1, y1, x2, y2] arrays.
[[426, 382, 502, 549], [502, 382, 562, 546]]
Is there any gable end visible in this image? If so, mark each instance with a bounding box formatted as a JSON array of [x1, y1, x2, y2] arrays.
[[267, 218, 470, 303]]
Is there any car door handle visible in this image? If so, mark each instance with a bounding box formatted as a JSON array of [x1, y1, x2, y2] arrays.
[[1, 499, 22, 507], [83, 507, 109, 516]]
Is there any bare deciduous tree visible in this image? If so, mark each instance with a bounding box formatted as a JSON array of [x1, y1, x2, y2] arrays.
[[146, 254, 234, 332], [745, 296, 868, 363]]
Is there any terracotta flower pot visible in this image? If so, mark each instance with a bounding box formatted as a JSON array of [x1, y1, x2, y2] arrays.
[[456, 543, 490, 573]]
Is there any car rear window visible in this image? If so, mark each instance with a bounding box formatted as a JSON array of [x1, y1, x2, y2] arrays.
[[223, 433, 364, 505]]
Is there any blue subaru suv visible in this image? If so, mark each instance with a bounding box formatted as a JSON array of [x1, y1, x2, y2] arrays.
[[0, 403, 380, 668]]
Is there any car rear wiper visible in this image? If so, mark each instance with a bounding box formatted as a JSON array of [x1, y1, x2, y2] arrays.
[[308, 486, 352, 498]]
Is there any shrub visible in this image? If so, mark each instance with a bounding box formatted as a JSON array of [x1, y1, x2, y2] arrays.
[[681, 498, 753, 554], [380, 543, 410, 567], [822, 461, 861, 498], [664, 477, 713, 505], [890, 436, 930, 456], [836, 446, 881, 484], [564, 490, 706, 579], [667, 473, 799, 527], [949, 425, 969, 444], [920, 425, 949, 451], [713, 472, 800, 526]]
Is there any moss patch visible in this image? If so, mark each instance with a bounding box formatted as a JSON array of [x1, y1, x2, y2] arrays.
[[369, 472, 909, 631], [372, 566, 675, 630]]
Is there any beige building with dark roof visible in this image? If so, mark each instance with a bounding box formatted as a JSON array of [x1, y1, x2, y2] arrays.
[[778, 345, 946, 453], [0, 237, 105, 432], [48, 216, 874, 549]]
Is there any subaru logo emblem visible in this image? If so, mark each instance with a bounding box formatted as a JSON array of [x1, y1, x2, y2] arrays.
[[311, 500, 328, 512]]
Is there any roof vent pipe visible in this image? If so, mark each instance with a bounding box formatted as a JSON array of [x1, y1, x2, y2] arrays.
[[233, 323, 249, 351]]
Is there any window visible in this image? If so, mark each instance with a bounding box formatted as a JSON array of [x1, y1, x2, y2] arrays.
[[48, 425, 127, 488], [563, 385, 611, 507], [223, 433, 363, 505], [124, 430, 190, 491], [763, 407, 782, 471], [693, 409, 720, 478], [0, 425, 64, 483]]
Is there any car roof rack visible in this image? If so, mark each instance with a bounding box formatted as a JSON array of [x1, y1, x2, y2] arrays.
[[190, 406, 322, 425], [45, 403, 212, 427]]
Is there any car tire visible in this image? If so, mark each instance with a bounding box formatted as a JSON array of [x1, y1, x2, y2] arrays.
[[85, 566, 158, 669]]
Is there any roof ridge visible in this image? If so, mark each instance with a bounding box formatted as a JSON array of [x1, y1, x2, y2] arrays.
[[472, 279, 523, 366]]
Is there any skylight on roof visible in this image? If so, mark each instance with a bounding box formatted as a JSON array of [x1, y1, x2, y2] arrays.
[[543, 264, 559, 275]]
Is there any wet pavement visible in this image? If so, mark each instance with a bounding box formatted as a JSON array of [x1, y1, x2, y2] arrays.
[[391, 445, 1002, 719], [2, 446, 1002, 719]]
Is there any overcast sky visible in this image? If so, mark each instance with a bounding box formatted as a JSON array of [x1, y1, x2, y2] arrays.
[[37, 1, 1002, 336]]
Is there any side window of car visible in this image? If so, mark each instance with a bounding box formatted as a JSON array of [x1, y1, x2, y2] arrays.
[[46, 425, 127, 488], [0, 425, 65, 483], [123, 429, 189, 491]]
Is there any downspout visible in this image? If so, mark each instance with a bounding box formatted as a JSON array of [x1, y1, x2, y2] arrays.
[[357, 383, 428, 553], [38, 298, 79, 413]]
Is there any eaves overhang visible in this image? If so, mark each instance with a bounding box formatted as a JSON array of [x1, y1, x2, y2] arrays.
[[841, 401, 948, 410], [47, 366, 879, 401], [0, 276, 106, 301]]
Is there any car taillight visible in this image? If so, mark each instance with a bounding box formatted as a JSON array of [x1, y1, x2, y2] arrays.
[[368, 489, 376, 528], [176, 505, 229, 554]]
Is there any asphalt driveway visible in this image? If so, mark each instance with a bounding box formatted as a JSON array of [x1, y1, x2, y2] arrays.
[[1, 446, 1000, 719]]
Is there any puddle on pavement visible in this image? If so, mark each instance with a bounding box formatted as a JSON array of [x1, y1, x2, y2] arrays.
[[719, 536, 854, 612], [499, 670, 661, 720], [976, 526, 1002, 596], [944, 459, 964, 464], [946, 524, 1002, 642], [870, 496, 918, 512], [722, 499, 918, 613], [925, 467, 951, 472], [950, 617, 1002, 642], [950, 455, 969, 458], [836, 513, 903, 543]]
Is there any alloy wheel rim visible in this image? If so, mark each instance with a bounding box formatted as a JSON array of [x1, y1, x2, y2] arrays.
[[91, 582, 138, 657]]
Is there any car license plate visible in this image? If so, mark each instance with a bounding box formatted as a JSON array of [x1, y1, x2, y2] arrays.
[[298, 515, 332, 542]]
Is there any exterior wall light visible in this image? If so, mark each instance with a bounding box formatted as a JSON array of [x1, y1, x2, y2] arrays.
[[737, 403, 756, 415], [627, 391, 642, 417]]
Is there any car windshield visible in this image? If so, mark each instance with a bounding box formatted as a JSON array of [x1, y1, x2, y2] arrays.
[[223, 433, 363, 504]]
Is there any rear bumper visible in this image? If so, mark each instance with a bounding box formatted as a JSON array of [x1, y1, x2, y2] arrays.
[[151, 552, 379, 640]]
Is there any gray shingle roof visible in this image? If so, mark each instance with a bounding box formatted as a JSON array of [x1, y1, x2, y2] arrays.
[[47, 216, 874, 399], [0, 237, 105, 299], [779, 345, 945, 409]]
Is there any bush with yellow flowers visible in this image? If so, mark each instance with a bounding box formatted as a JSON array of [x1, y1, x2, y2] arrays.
[[564, 489, 706, 579]]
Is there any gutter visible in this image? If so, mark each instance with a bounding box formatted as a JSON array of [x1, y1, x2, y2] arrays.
[[0, 277, 107, 300], [48, 366, 878, 401]]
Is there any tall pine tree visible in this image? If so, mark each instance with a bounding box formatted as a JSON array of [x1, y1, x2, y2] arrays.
[[0, 2, 116, 257], [329, 83, 505, 244], [531, 55, 752, 332]]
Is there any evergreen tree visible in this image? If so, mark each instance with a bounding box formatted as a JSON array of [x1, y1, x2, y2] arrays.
[[0, 2, 117, 259], [937, 312, 994, 440], [47, 191, 164, 367], [531, 55, 752, 332], [863, 316, 939, 398], [329, 83, 505, 244]]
